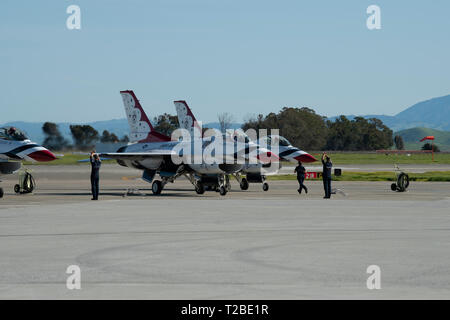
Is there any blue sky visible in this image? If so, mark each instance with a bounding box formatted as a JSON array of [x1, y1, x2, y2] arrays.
[[1, 0, 449, 123]]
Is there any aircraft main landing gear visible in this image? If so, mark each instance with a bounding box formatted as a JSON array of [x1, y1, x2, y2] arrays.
[[152, 180, 163, 195], [240, 178, 249, 190], [184, 172, 209, 195], [195, 183, 205, 194], [232, 173, 249, 191]]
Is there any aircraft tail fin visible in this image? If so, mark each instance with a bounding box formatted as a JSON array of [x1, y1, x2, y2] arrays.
[[120, 90, 170, 143], [174, 100, 202, 134]]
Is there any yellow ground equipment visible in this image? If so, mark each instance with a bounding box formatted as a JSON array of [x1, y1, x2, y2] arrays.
[[391, 164, 410, 192], [14, 168, 36, 194]]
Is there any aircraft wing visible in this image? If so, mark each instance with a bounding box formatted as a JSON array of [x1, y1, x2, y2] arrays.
[[99, 150, 177, 161], [77, 157, 111, 163]]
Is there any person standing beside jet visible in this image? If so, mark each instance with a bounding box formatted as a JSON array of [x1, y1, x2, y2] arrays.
[[90, 150, 101, 200], [294, 161, 308, 195], [322, 152, 332, 199]]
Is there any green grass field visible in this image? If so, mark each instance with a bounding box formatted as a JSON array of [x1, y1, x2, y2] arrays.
[[306, 152, 450, 164], [268, 171, 450, 182]]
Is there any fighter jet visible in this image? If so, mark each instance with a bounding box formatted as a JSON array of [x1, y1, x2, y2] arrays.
[[100, 90, 278, 196], [174, 100, 316, 191], [257, 134, 317, 163], [0, 126, 57, 198]]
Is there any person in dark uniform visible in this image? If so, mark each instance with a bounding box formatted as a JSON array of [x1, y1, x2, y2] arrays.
[[90, 150, 101, 200], [321, 152, 332, 199], [294, 161, 308, 194]]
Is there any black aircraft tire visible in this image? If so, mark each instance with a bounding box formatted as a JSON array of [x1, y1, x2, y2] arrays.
[[262, 182, 269, 192], [14, 184, 20, 194], [240, 178, 249, 191], [391, 183, 398, 192], [195, 183, 205, 195], [0, 188, 3, 198], [152, 180, 163, 195], [219, 186, 227, 196], [403, 173, 410, 189], [397, 173, 409, 192]]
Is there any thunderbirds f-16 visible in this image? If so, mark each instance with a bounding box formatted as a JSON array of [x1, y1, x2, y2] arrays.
[[100, 90, 279, 196], [174, 100, 316, 191], [0, 126, 56, 198]]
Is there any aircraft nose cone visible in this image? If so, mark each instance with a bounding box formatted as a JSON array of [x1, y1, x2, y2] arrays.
[[28, 149, 57, 162], [294, 153, 317, 163]]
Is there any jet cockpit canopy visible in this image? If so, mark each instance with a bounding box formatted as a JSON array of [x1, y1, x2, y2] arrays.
[[0, 127, 29, 141]]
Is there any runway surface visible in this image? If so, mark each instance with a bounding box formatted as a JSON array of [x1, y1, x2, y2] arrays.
[[1, 165, 450, 299]]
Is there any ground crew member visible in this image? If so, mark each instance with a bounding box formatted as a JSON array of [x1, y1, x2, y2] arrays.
[[90, 150, 101, 200], [322, 152, 332, 199], [294, 161, 308, 194]]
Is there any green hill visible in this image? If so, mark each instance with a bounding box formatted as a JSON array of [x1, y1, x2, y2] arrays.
[[395, 127, 450, 151], [329, 94, 450, 131]]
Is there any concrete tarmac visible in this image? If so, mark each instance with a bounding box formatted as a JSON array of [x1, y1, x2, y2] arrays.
[[1, 165, 450, 299]]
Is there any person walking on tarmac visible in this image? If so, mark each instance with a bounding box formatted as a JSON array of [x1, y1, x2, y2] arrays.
[[294, 161, 308, 194], [90, 150, 101, 200], [322, 152, 332, 199]]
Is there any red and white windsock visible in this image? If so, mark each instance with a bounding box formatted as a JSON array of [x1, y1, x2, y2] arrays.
[[420, 136, 435, 142]]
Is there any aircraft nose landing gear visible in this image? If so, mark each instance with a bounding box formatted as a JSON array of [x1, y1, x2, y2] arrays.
[[217, 174, 230, 196], [219, 186, 227, 196]]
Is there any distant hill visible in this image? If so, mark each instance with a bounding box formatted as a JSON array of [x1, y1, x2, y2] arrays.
[[395, 127, 450, 151], [329, 94, 450, 131]]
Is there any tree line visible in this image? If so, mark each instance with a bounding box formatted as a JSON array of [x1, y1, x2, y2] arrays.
[[242, 107, 394, 151], [42, 122, 129, 151]]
